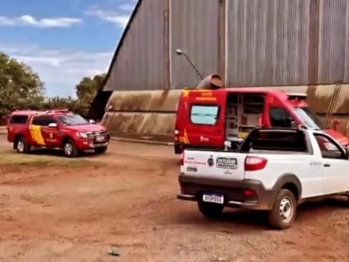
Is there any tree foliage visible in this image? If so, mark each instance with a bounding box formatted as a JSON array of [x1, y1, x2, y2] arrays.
[[0, 51, 105, 124], [0, 52, 45, 117], [76, 73, 105, 104], [74, 73, 105, 117]]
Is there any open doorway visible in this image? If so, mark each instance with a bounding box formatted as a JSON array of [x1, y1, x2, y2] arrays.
[[225, 93, 265, 142]]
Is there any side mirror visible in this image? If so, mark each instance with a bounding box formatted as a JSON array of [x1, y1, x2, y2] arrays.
[[89, 119, 96, 124], [290, 120, 297, 128], [48, 123, 58, 128], [345, 148, 349, 158]]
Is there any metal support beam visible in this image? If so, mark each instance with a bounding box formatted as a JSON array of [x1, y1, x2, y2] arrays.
[[308, 0, 320, 84], [218, 0, 226, 85], [164, 0, 171, 89]]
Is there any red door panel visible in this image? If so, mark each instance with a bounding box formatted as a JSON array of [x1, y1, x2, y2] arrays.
[[41, 127, 59, 148], [185, 92, 226, 149]]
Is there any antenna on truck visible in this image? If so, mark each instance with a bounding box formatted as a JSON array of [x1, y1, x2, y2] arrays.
[[175, 49, 203, 80]]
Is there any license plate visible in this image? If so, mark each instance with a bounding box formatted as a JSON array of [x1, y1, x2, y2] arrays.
[[96, 136, 105, 142], [202, 194, 224, 204], [94, 143, 107, 148], [216, 157, 237, 169]]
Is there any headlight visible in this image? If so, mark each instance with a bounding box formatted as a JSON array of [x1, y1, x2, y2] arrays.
[[77, 132, 89, 138]]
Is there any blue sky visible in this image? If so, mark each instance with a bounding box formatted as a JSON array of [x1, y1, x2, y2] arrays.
[[0, 0, 136, 97]]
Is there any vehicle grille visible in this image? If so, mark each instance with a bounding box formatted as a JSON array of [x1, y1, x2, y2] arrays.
[[93, 131, 108, 136], [87, 131, 109, 138]]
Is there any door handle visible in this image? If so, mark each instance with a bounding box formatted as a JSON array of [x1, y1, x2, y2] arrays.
[[324, 163, 331, 167]]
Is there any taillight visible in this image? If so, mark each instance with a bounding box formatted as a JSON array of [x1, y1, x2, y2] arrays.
[[180, 152, 185, 166], [243, 189, 256, 196], [244, 156, 267, 171], [174, 129, 179, 141]]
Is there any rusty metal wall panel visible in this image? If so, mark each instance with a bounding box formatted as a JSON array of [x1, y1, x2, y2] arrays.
[[318, 0, 347, 83], [106, 90, 181, 112], [104, 0, 168, 91], [170, 0, 220, 89], [102, 112, 176, 137], [227, 0, 310, 86]]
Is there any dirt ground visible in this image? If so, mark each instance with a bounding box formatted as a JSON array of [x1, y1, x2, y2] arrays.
[[0, 136, 349, 262]]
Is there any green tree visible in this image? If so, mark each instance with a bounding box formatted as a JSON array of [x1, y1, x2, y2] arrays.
[[0, 52, 45, 119], [0, 52, 106, 122], [76, 73, 105, 104]]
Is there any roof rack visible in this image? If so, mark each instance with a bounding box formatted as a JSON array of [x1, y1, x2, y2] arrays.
[[287, 93, 307, 101], [45, 109, 70, 114]]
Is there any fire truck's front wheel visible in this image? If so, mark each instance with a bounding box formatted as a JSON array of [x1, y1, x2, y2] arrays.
[[63, 139, 79, 158]]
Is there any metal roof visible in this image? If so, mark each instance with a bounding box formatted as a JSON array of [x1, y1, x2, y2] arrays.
[[100, 0, 144, 92]]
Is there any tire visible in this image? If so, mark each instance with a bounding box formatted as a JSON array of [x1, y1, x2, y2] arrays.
[[95, 146, 108, 154], [268, 189, 297, 230], [198, 201, 224, 219], [174, 144, 182, 154], [15, 137, 31, 154], [63, 139, 79, 158]]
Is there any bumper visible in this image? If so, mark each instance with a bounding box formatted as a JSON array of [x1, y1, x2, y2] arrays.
[[75, 139, 110, 150], [178, 174, 276, 210]]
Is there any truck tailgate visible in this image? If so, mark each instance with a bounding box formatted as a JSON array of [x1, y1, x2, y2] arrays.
[[182, 150, 248, 182]]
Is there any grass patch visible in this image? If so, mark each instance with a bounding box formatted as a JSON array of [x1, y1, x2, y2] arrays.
[[0, 151, 102, 168]]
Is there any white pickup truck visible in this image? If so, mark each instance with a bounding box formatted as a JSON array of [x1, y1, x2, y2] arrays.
[[177, 128, 349, 229]]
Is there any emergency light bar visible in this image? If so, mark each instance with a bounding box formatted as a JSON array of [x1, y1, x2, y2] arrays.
[[287, 93, 307, 101], [45, 109, 70, 114]]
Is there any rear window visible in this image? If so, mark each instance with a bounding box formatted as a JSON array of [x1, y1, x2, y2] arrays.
[[9, 115, 28, 124], [242, 130, 307, 152], [190, 105, 219, 125]]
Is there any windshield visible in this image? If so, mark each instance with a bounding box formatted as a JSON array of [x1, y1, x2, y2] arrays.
[[293, 107, 323, 130], [58, 114, 89, 126]]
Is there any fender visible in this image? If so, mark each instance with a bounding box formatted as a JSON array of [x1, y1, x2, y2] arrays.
[[61, 135, 74, 146], [272, 173, 302, 201]]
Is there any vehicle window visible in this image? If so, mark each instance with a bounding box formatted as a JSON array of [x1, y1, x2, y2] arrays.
[[9, 115, 28, 124], [32, 116, 56, 126], [58, 114, 89, 126], [269, 107, 294, 128], [190, 105, 219, 125], [242, 130, 307, 152], [314, 134, 344, 159], [293, 107, 323, 129]]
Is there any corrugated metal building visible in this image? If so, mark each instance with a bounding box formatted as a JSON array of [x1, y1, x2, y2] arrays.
[[89, 0, 349, 138]]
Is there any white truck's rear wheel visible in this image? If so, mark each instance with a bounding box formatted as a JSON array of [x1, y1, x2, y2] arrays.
[[198, 201, 224, 219], [268, 189, 296, 230]]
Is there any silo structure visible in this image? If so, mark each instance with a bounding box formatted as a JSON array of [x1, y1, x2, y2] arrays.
[[88, 0, 349, 139]]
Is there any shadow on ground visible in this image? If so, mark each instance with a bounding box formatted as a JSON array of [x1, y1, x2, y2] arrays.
[[173, 197, 349, 232], [16, 149, 100, 158]]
